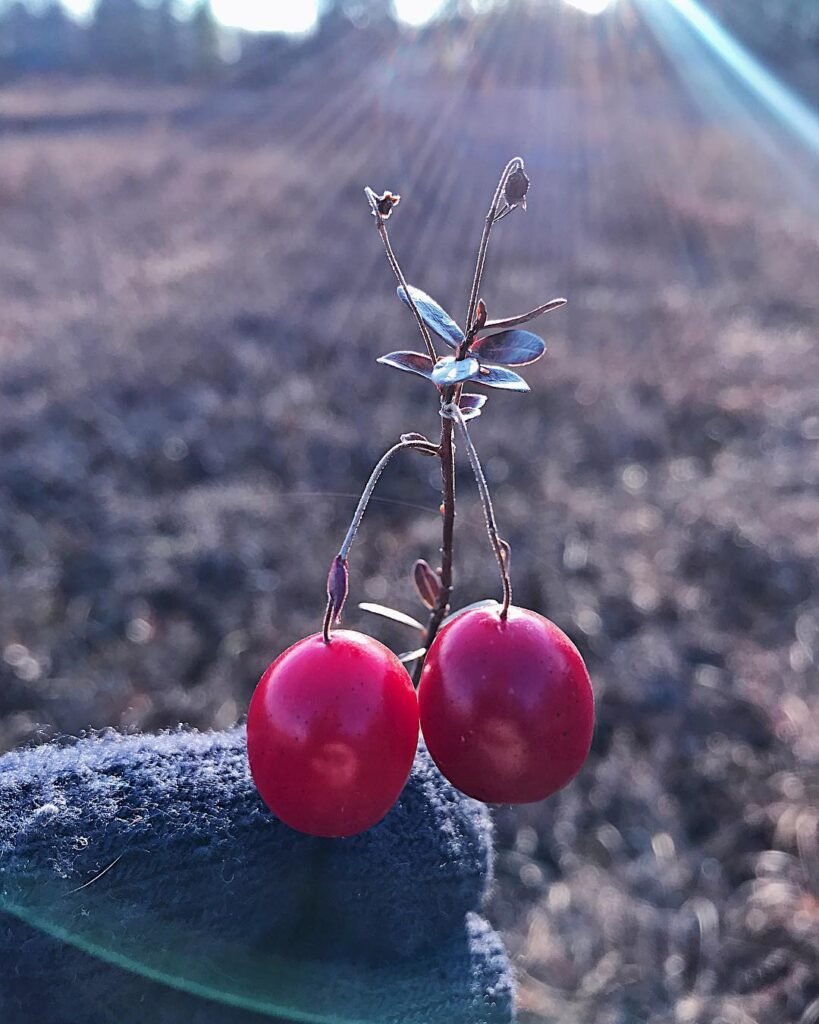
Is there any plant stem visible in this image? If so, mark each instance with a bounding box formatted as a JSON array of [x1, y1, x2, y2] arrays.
[[411, 159, 524, 683], [412, 400, 456, 685], [443, 403, 512, 617], [464, 157, 524, 341]]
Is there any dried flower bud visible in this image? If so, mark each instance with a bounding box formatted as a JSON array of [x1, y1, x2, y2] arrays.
[[414, 559, 442, 610], [504, 168, 529, 208], [474, 298, 488, 333], [375, 190, 401, 219], [326, 555, 349, 625], [400, 431, 437, 454]]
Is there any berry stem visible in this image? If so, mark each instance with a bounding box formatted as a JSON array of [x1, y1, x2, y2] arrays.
[[442, 402, 512, 619], [338, 439, 438, 559], [322, 437, 438, 642]]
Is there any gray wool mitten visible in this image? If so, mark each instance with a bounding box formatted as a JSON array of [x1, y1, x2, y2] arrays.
[[0, 727, 515, 1024]]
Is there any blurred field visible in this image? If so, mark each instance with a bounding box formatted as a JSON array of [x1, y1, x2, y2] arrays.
[[1, 3, 818, 1022]]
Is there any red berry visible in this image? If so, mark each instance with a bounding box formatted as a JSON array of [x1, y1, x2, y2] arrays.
[[247, 630, 419, 837], [418, 606, 594, 804]]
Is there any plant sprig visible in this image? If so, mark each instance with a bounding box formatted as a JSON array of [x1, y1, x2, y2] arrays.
[[322, 159, 566, 683]]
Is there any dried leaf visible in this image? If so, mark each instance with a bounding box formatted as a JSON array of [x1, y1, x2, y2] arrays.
[[473, 298, 488, 334], [485, 297, 566, 331], [358, 602, 425, 632], [326, 555, 349, 624], [458, 393, 487, 422], [398, 648, 427, 664], [470, 330, 546, 367], [475, 364, 530, 392], [376, 351, 435, 381], [413, 559, 441, 609], [431, 355, 480, 386], [397, 285, 464, 350], [459, 394, 487, 412]]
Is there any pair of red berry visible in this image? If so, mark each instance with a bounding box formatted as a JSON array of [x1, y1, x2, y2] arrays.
[[247, 604, 594, 837]]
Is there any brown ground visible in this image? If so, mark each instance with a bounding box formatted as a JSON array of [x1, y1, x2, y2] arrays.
[[0, 5, 817, 1022]]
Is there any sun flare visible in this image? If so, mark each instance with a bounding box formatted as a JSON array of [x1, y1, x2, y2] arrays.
[[563, 0, 615, 14]]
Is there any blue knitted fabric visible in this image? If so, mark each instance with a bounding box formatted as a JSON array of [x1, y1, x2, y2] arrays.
[[0, 727, 516, 1024]]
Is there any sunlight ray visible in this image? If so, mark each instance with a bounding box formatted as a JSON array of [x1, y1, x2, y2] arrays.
[[637, 0, 819, 157]]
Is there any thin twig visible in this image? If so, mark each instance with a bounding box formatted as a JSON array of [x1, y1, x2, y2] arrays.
[[413, 412, 455, 685], [368, 200, 439, 365], [322, 437, 438, 642], [338, 439, 438, 558], [442, 403, 512, 618], [464, 157, 524, 342]]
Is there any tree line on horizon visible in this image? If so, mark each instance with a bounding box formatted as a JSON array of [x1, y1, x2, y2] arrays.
[[0, 0, 816, 86], [0, 0, 414, 82], [0, 0, 225, 80]]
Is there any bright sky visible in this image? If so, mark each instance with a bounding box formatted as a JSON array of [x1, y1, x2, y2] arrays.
[[59, 0, 451, 32], [210, 0, 319, 33], [564, 0, 612, 12], [59, 0, 613, 33]]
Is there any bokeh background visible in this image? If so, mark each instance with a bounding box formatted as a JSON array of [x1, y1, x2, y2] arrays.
[[1, 0, 818, 1020]]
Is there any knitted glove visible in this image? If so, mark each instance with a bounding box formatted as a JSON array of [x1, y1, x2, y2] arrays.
[[0, 727, 515, 1024]]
